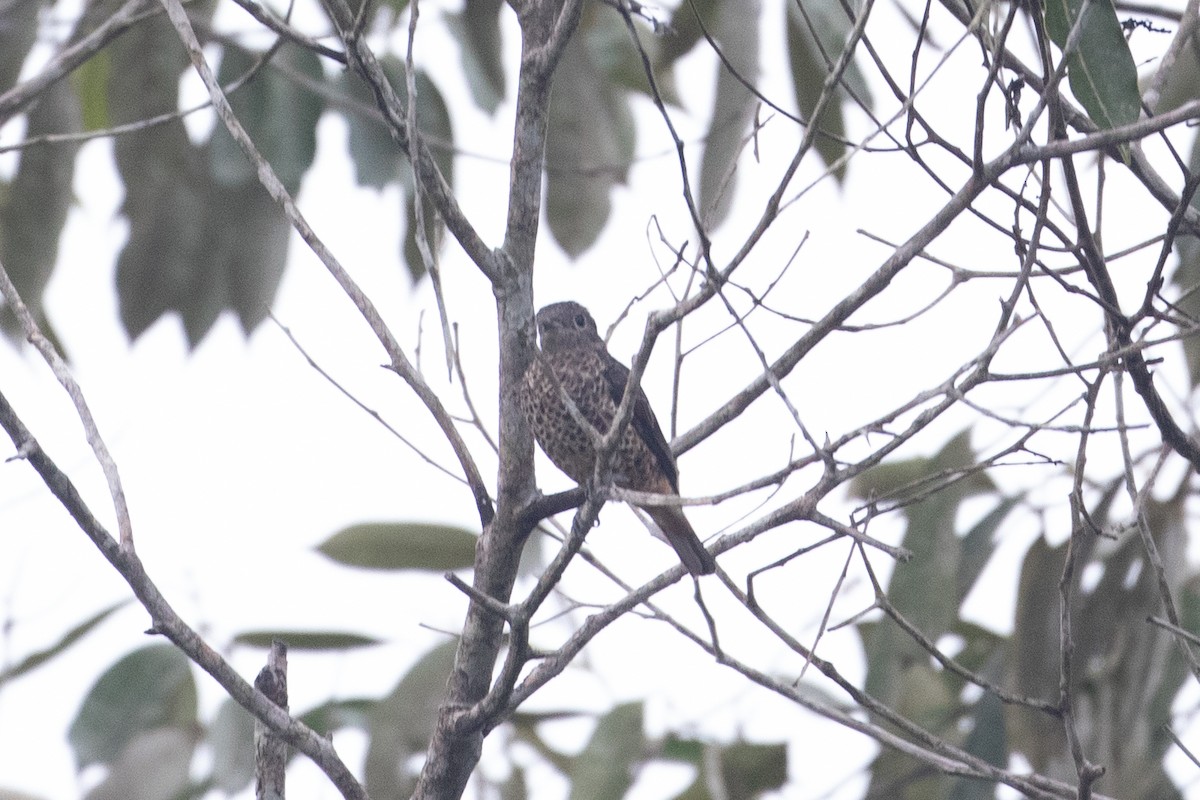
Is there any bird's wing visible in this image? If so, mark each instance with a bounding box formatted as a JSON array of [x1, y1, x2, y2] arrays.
[[602, 350, 680, 492]]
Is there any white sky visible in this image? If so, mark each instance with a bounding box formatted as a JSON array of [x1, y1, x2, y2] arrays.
[[1, 0, 1197, 798]]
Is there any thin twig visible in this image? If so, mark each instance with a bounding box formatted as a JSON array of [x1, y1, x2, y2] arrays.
[[158, 0, 494, 527], [0, 258, 134, 551], [270, 314, 468, 485], [0, 389, 365, 799]]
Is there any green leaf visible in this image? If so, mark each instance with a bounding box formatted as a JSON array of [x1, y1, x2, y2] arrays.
[[1009, 535, 1066, 689], [207, 699, 255, 794], [1175, 233, 1200, 386], [300, 698, 376, 734], [1006, 534, 1071, 776], [865, 430, 986, 629], [71, 49, 111, 132], [408, 72, 456, 188], [956, 495, 1018, 605], [865, 662, 958, 799], [0, 78, 82, 339], [500, 765, 528, 800], [340, 59, 455, 281], [784, 0, 871, 181], [719, 741, 788, 798], [567, 702, 645, 800], [854, 431, 990, 708], [447, 0, 506, 114], [510, 710, 587, 774], [948, 620, 1005, 677], [107, 6, 211, 342], [661, 734, 705, 765], [657, 0, 721, 69], [0, 600, 128, 686], [104, 5, 196, 132], [699, 0, 761, 229], [402, 193, 430, 282], [317, 522, 478, 571], [342, 61, 455, 189], [1171, 136, 1200, 386], [1043, 0, 1139, 136], [0, 0, 37, 94], [209, 43, 325, 193], [122, 173, 287, 346], [949, 691, 1005, 800], [1152, 32, 1200, 114], [364, 639, 457, 798], [60, 3, 290, 346], [198, 179, 289, 341], [582, 9, 667, 100], [673, 739, 788, 799], [82, 727, 198, 800], [232, 631, 382, 650], [341, 64, 402, 190], [1075, 499, 1188, 791], [115, 170, 207, 341], [546, 23, 635, 256], [68, 644, 197, 770], [1005, 495, 1192, 797]]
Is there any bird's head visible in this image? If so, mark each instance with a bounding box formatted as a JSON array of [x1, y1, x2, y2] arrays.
[[535, 301, 601, 352]]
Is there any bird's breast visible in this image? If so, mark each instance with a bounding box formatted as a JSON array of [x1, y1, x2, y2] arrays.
[[520, 349, 667, 492]]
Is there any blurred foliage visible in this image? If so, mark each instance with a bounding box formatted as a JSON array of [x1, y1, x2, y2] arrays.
[[231, 630, 382, 649], [1171, 135, 1200, 384], [13, 428, 1198, 797], [0, 0, 872, 347], [1, 1, 1197, 798], [0, 521, 791, 799], [364, 639, 459, 798], [851, 431, 1197, 799], [1043, 0, 1140, 146], [0, 600, 128, 687], [316, 521, 479, 571], [20, 629, 788, 799], [69, 644, 200, 800]]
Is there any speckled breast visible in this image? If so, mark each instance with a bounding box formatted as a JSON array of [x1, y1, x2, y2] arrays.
[[520, 348, 662, 490]]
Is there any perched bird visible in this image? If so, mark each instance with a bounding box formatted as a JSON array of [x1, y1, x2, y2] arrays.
[[519, 301, 717, 576]]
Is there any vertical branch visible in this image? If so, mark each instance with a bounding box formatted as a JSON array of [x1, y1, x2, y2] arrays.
[[412, 2, 583, 798], [254, 640, 289, 800], [1061, 379, 1106, 794]]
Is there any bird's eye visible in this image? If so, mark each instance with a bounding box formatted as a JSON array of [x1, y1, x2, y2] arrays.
[[573, 314, 587, 328]]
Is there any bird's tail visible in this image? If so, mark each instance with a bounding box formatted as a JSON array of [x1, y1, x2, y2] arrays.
[[645, 506, 717, 576]]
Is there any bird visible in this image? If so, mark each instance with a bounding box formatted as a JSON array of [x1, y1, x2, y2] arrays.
[[519, 301, 717, 576]]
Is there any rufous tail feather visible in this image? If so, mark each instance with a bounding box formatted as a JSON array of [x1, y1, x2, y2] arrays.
[[646, 506, 716, 576]]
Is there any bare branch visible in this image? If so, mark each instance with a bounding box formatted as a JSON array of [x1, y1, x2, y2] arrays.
[[0, 390, 366, 799], [0, 258, 134, 550], [0, 0, 154, 126], [321, 0, 499, 282], [157, 0, 494, 527], [254, 641, 289, 800]]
